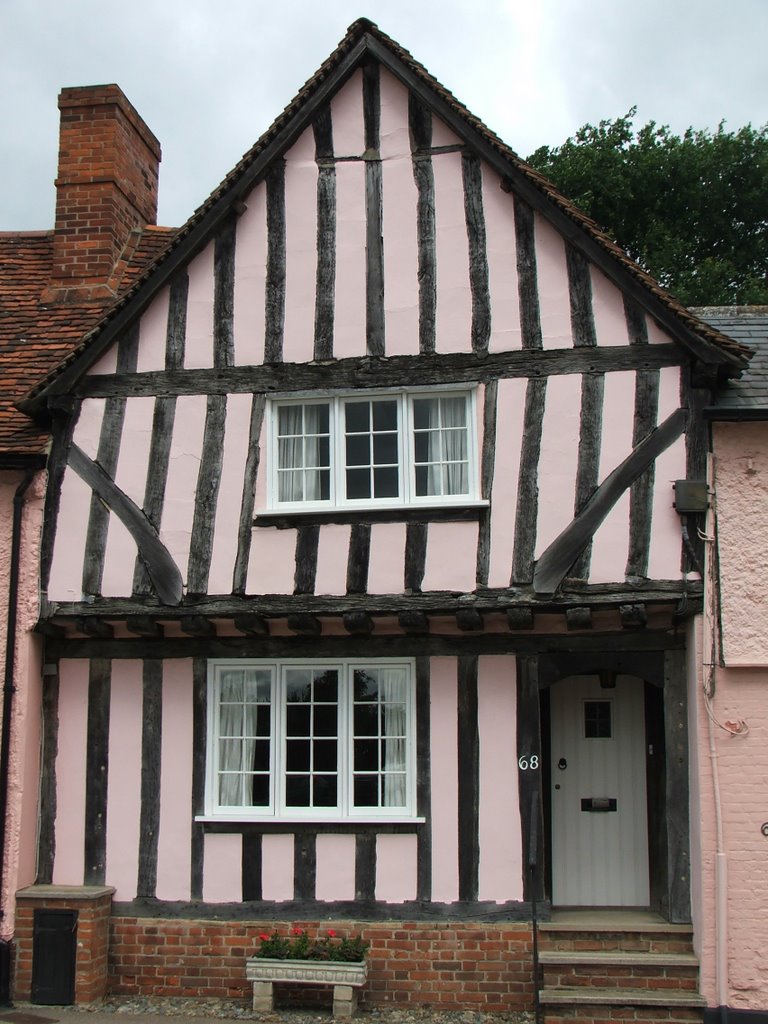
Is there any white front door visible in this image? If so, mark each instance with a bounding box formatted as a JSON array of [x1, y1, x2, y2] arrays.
[[550, 674, 649, 906]]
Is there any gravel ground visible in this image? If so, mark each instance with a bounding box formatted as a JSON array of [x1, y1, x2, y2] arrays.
[[5, 996, 533, 1024]]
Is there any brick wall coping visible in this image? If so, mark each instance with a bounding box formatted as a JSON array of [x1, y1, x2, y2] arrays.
[[16, 884, 115, 901]]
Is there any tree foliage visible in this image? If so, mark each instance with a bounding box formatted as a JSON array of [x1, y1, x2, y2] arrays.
[[527, 110, 768, 306]]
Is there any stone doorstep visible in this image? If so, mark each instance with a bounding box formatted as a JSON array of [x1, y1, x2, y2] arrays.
[[539, 987, 707, 1007], [539, 920, 694, 935], [540, 950, 699, 967]]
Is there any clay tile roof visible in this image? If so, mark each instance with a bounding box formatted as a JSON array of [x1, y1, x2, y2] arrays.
[[0, 226, 175, 456], [21, 19, 750, 410]]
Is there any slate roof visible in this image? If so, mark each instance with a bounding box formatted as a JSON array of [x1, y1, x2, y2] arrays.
[[694, 307, 768, 418], [0, 227, 174, 457], [21, 18, 749, 410]]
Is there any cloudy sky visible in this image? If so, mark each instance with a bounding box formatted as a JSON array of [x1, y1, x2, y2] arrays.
[[2, 0, 766, 231]]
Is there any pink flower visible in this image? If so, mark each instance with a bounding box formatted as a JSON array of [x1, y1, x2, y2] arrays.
[[259, 934, 270, 941], [327, 929, 337, 937], [292, 928, 303, 936]]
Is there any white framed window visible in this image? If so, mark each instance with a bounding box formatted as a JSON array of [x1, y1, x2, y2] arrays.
[[266, 388, 479, 511], [205, 659, 416, 821]]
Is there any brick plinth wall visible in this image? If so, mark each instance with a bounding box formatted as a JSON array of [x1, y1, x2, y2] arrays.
[[109, 918, 535, 1012], [14, 885, 115, 1004]]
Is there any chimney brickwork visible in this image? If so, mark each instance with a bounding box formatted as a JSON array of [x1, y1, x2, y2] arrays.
[[47, 84, 161, 302]]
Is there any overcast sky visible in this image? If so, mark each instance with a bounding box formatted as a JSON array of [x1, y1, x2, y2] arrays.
[[2, 0, 766, 231]]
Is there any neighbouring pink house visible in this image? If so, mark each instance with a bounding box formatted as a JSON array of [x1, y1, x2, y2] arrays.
[[4, 19, 765, 1024]]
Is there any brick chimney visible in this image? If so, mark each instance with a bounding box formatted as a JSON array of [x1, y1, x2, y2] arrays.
[[46, 84, 161, 302]]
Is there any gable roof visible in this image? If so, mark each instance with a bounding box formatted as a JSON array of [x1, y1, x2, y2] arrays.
[[695, 307, 768, 419], [0, 226, 174, 458], [20, 18, 750, 414]]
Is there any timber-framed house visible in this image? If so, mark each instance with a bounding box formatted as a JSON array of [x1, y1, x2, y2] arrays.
[[11, 18, 752, 1018]]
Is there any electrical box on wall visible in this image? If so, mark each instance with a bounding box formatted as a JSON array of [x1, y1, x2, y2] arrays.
[[673, 480, 708, 514]]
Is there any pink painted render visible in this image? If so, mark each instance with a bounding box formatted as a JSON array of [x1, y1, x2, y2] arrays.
[[713, 423, 768, 665], [0, 471, 45, 938]]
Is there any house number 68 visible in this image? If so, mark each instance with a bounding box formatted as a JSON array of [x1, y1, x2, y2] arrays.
[[518, 755, 539, 771]]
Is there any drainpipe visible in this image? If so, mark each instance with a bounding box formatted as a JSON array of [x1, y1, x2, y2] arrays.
[[0, 463, 40, 1005]]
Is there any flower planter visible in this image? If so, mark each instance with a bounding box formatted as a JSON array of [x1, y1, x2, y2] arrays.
[[246, 957, 368, 1017]]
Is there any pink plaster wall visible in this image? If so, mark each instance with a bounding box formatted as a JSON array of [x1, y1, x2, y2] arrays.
[[283, 126, 318, 364], [589, 370, 635, 582], [207, 393, 254, 594], [429, 658, 459, 902], [184, 246, 215, 369], [534, 213, 571, 349], [233, 185, 267, 366], [203, 833, 243, 902], [375, 833, 417, 902], [136, 284, 170, 371], [433, 150, 472, 353], [160, 394, 208, 585], [102, 396, 154, 597], [105, 660, 143, 899], [332, 159, 367, 358], [478, 656, 521, 901], [535, 373, 581, 559], [422, 521, 478, 592], [647, 366, 686, 580], [330, 69, 364, 158], [261, 833, 294, 901], [156, 659, 194, 901], [315, 834, 356, 901], [367, 523, 407, 594], [485, 166, 521, 353], [380, 73, 419, 355], [713, 423, 768, 664], [53, 659, 90, 886]]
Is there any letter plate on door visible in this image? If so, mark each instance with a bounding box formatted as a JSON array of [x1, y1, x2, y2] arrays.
[[581, 797, 617, 812]]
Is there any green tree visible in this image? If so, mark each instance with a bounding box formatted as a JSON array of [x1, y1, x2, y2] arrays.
[[527, 110, 768, 306]]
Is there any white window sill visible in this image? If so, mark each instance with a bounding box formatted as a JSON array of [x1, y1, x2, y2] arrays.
[[196, 815, 426, 825]]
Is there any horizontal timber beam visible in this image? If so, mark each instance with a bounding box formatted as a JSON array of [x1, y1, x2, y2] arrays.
[[43, 630, 686, 661], [73, 345, 682, 400], [42, 581, 698, 623]]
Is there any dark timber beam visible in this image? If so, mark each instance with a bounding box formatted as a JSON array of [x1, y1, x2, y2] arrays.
[[620, 604, 648, 629], [233, 615, 270, 636], [125, 617, 164, 638], [456, 608, 484, 632], [181, 616, 216, 638], [342, 611, 374, 635], [566, 607, 592, 631], [287, 614, 321, 636]]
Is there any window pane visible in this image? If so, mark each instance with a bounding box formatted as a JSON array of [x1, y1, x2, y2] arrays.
[[354, 672, 377, 701], [372, 400, 397, 430], [314, 671, 338, 702], [353, 703, 377, 735], [345, 402, 369, 432], [373, 432, 398, 464], [412, 394, 469, 497], [374, 466, 398, 497], [219, 706, 243, 736], [584, 700, 612, 738], [346, 434, 370, 467], [346, 467, 370, 499], [355, 738, 378, 770], [250, 775, 270, 807], [314, 740, 338, 771], [219, 774, 241, 806], [286, 740, 311, 772], [286, 704, 311, 736], [286, 775, 310, 806], [252, 740, 270, 772], [354, 776, 378, 807], [313, 776, 337, 807], [314, 705, 337, 736]]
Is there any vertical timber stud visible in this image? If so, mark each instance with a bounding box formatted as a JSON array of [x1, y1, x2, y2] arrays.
[[663, 649, 691, 922], [363, 60, 384, 356], [37, 661, 60, 884], [84, 659, 111, 884], [191, 658, 207, 900], [137, 659, 162, 898], [457, 656, 479, 901], [517, 655, 545, 901], [242, 833, 262, 901], [415, 656, 432, 901]]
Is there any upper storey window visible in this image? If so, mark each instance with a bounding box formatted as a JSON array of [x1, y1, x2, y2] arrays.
[[268, 389, 478, 512]]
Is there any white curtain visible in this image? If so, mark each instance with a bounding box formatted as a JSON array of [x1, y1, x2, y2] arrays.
[[278, 405, 325, 502], [218, 668, 268, 807], [380, 668, 407, 807], [441, 396, 468, 495]]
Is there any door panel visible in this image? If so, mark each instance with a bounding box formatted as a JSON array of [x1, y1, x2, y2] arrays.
[[550, 674, 649, 906]]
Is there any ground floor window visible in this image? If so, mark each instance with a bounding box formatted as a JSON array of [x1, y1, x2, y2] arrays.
[[206, 659, 415, 821]]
